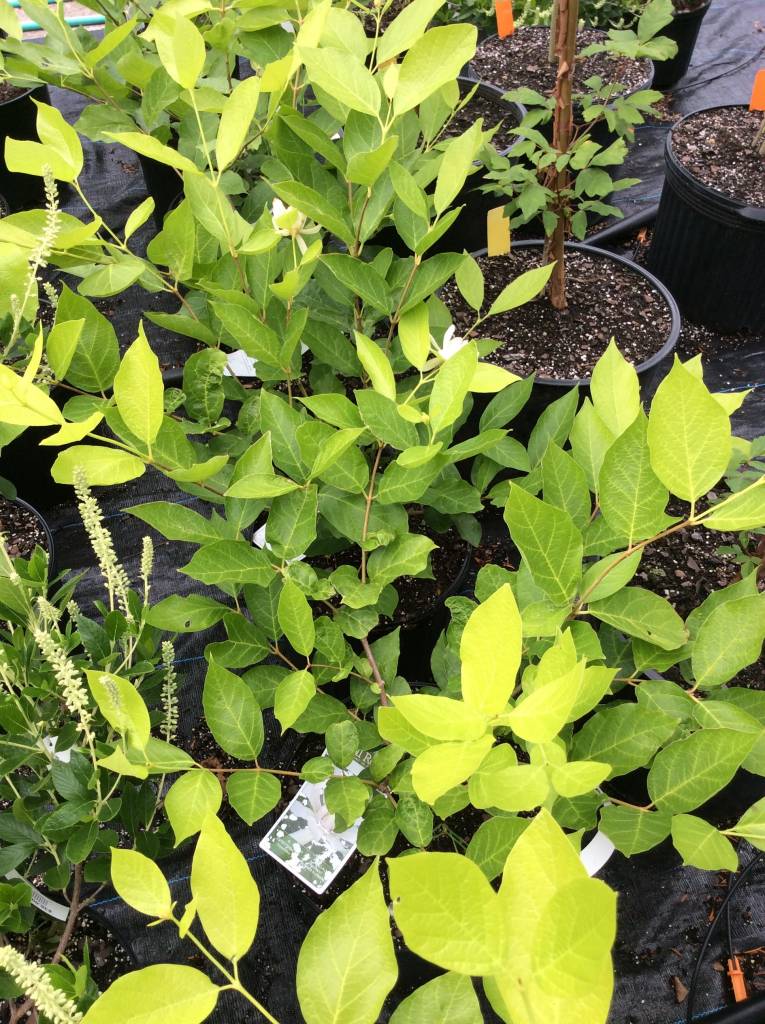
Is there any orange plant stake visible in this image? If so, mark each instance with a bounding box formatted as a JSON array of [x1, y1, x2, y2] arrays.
[[495, 0, 514, 39], [750, 68, 765, 110]]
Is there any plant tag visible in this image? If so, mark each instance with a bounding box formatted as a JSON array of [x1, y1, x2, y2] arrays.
[[4, 871, 70, 921], [495, 0, 514, 37], [225, 342, 309, 378], [579, 830, 615, 876], [43, 735, 72, 763], [252, 523, 305, 563], [487, 205, 511, 256], [224, 349, 258, 378], [260, 750, 372, 894], [750, 69, 765, 111]]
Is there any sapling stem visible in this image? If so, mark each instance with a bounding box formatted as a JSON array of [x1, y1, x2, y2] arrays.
[[755, 112, 765, 157], [8, 864, 84, 1024], [548, 0, 560, 62]]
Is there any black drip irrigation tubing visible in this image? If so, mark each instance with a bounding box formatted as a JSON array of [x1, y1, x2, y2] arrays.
[[668, 41, 765, 97], [674, 853, 765, 1024]]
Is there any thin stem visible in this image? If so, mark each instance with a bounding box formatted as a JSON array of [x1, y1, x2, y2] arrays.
[[357, 444, 391, 705], [607, 796, 654, 812], [571, 517, 691, 616], [190, 93, 215, 177], [178, 921, 281, 1024], [385, 256, 421, 353], [361, 636, 391, 706], [360, 444, 384, 585]]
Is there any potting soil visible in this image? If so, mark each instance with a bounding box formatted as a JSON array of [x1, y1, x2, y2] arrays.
[[13, 1, 765, 1019]]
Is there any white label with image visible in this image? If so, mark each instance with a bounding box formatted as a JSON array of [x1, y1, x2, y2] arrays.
[[260, 751, 371, 894]]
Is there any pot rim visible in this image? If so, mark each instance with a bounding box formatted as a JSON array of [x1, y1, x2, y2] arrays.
[[467, 239, 681, 388], [670, 0, 712, 19], [456, 75, 526, 159], [0, 81, 46, 109]]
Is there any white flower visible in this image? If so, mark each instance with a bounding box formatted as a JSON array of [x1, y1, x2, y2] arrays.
[[0, 946, 83, 1024], [437, 325, 469, 360], [270, 198, 321, 254]]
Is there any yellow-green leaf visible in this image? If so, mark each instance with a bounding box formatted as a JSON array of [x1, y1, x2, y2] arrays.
[[190, 814, 260, 961], [460, 584, 521, 717]]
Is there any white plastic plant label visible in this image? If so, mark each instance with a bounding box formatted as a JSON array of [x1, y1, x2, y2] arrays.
[[4, 871, 69, 921], [579, 830, 616, 877], [224, 342, 309, 379], [260, 750, 372, 894], [224, 350, 258, 377], [252, 523, 305, 562], [42, 735, 72, 763]]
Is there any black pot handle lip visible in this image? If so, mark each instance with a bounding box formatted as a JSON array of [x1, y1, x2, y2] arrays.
[[738, 205, 765, 224]]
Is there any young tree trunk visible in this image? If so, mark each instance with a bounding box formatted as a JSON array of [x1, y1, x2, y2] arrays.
[[547, 0, 579, 311]]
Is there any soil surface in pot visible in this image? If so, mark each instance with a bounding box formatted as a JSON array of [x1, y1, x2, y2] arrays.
[[0, 496, 49, 558], [672, 106, 765, 208], [310, 521, 469, 625], [635, 497, 740, 620], [360, 0, 410, 35], [0, 81, 28, 104], [444, 90, 519, 153], [471, 26, 652, 97], [442, 248, 673, 380]]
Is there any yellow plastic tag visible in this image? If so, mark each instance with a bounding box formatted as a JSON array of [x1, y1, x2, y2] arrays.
[[487, 205, 511, 256]]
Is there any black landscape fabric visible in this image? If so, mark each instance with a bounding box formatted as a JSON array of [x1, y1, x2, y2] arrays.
[[6, 0, 765, 1019]]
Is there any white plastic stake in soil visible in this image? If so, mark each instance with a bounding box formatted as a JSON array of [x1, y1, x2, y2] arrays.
[[260, 751, 372, 894], [579, 830, 616, 876]]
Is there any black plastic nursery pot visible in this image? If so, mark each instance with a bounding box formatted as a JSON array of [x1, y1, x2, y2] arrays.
[[0, 83, 49, 210], [461, 240, 681, 442], [647, 105, 765, 333], [386, 537, 472, 682], [137, 151, 184, 229], [651, 0, 712, 90], [1, 427, 72, 510]]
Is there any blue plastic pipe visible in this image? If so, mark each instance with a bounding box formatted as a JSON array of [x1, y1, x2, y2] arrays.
[[10, 0, 106, 27], [21, 12, 105, 28]]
